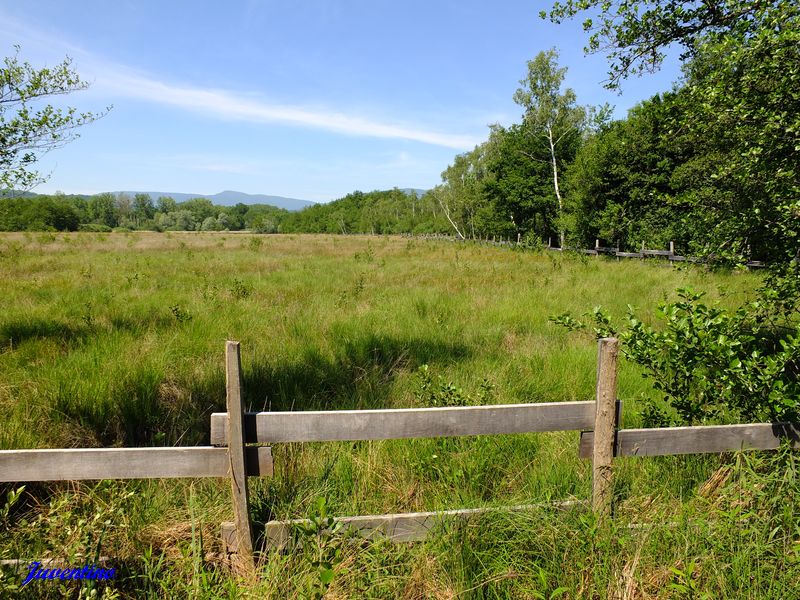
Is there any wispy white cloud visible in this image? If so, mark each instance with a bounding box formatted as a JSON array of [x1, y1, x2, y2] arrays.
[[0, 12, 480, 150], [0, 10, 481, 150], [94, 69, 479, 150]]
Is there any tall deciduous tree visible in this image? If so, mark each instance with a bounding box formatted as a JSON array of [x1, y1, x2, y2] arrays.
[[156, 196, 177, 214], [565, 92, 697, 251], [88, 193, 118, 228], [513, 49, 586, 247], [483, 123, 556, 241], [1, 47, 107, 191]]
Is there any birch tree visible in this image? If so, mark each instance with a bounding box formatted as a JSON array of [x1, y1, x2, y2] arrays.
[[513, 49, 585, 248], [436, 146, 489, 240]]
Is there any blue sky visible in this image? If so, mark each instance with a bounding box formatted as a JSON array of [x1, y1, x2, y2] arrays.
[[1, 1, 682, 202]]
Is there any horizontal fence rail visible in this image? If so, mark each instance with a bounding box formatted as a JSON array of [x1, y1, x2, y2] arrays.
[[210, 401, 597, 445], [0, 447, 273, 482], [579, 422, 800, 458], [221, 501, 585, 552]]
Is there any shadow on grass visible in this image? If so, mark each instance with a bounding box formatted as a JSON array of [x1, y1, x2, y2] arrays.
[[0, 314, 176, 349], [50, 332, 471, 448], [241, 333, 471, 413], [0, 319, 88, 347]]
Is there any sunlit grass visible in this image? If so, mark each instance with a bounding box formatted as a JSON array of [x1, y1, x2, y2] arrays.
[[3, 232, 789, 598]]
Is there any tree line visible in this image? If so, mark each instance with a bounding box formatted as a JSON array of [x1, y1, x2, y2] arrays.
[[0, 192, 287, 233], [0, 188, 459, 236]]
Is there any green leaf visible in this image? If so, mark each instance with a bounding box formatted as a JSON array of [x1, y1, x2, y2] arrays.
[[319, 567, 335, 585]]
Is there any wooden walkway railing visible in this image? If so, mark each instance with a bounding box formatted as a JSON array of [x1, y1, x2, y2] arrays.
[[1, 338, 797, 576]]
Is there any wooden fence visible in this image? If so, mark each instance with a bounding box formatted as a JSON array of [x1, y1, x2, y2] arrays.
[[1, 339, 797, 575], [404, 234, 767, 268], [547, 239, 766, 268]]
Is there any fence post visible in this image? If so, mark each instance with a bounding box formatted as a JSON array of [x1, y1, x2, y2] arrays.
[[225, 341, 255, 575], [592, 337, 619, 518]]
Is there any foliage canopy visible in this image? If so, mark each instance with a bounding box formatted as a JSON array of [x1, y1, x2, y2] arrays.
[[1, 47, 106, 191], [541, 0, 789, 87]]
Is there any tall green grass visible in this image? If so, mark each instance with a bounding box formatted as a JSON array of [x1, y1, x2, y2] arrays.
[[2, 232, 793, 598]]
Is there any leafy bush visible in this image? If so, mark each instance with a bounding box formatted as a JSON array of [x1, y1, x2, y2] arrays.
[[414, 364, 494, 407], [78, 224, 112, 233], [251, 216, 277, 234], [169, 305, 191, 323], [229, 278, 253, 300], [552, 288, 800, 425]]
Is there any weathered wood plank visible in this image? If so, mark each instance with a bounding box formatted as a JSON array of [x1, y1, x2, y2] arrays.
[[0, 446, 272, 482], [221, 501, 584, 551], [642, 249, 672, 257], [225, 340, 255, 570], [579, 423, 800, 458], [615, 252, 644, 259], [592, 338, 618, 517], [210, 401, 596, 445]]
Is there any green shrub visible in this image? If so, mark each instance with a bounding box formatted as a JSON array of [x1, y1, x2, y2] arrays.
[[552, 288, 800, 424], [78, 224, 112, 233]]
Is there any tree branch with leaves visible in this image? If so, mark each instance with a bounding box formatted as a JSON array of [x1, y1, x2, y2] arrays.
[[541, 0, 779, 88], [1, 46, 109, 191]]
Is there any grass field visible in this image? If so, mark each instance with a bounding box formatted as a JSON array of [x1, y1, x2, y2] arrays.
[[1, 232, 797, 598]]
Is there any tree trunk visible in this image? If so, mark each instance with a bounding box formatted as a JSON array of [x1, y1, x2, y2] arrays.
[[469, 210, 475, 239], [437, 195, 465, 240], [547, 127, 565, 248]]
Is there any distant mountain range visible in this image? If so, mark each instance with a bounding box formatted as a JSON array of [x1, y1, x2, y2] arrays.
[[117, 190, 315, 211]]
